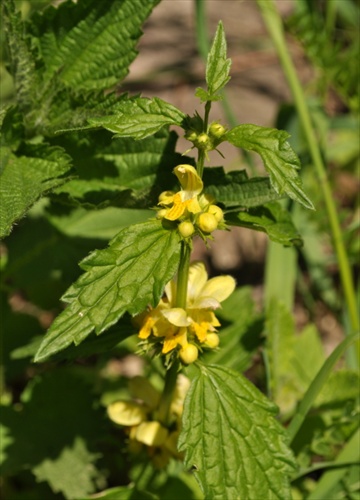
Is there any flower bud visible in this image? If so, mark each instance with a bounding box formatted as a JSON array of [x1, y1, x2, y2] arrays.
[[205, 333, 220, 349], [178, 221, 195, 238], [197, 212, 218, 233], [158, 190, 175, 205], [179, 344, 198, 364], [209, 122, 226, 140], [185, 130, 198, 142], [208, 204, 224, 222], [156, 208, 168, 219]]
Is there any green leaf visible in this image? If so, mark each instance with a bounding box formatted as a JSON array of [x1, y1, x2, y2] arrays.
[[314, 369, 360, 408], [34, 220, 181, 362], [226, 202, 303, 247], [53, 129, 186, 208], [0, 368, 105, 499], [30, 0, 161, 92], [78, 486, 157, 500], [2, 0, 39, 112], [87, 97, 186, 140], [225, 124, 314, 210], [204, 287, 263, 372], [47, 206, 153, 240], [203, 167, 283, 208], [265, 299, 325, 418], [204, 21, 231, 99], [0, 144, 72, 239], [178, 364, 296, 500]]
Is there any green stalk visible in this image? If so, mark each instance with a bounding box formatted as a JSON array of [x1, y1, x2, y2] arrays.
[[176, 242, 191, 309], [157, 360, 180, 426], [157, 243, 191, 425], [194, 0, 208, 59], [286, 331, 359, 444], [257, 0, 359, 356]]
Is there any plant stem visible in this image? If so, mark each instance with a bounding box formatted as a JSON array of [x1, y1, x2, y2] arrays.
[[257, 0, 359, 355], [157, 360, 179, 426], [176, 241, 191, 309], [157, 244, 191, 427]]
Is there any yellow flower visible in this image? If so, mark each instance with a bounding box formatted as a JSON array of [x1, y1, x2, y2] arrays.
[[158, 164, 203, 221], [107, 375, 189, 467], [138, 261, 236, 359]]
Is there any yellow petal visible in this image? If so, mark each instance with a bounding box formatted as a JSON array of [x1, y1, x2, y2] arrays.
[[164, 279, 177, 306], [162, 327, 188, 353], [164, 192, 185, 221], [162, 308, 191, 327], [107, 401, 147, 426], [138, 315, 155, 339], [196, 275, 236, 307], [192, 322, 208, 342], [187, 196, 202, 214], [187, 261, 208, 305], [135, 421, 168, 447], [173, 164, 203, 195]]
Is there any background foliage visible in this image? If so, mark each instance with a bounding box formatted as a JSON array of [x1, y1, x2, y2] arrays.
[[1, 0, 359, 499]]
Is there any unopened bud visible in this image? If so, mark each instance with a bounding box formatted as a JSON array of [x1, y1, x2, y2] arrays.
[[179, 344, 198, 364], [178, 221, 195, 238], [209, 122, 226, 140], [197, 212, 218, 233], [208, 204, 224, 222], [157, 208, 168, 219], [185, 130, 198, 142], [205, 333, 220, 348]]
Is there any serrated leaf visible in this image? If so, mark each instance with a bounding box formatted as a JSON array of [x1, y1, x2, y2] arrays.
[[226, 124, 314, 210], [178, 364, 296, 500], [34, 220, 181, 362], [30, 0, 160, 92], [194, 87, 214, 103], [205, 21, 231, 98], [0, 144, 72, 238], [53, 129, 187, 208], [203, 167, 283, 208], [2, 0, 39, 112], [87, 97, 186, 140], [226, 202, 303, 247]]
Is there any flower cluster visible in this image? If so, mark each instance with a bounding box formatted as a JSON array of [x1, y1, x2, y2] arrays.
[[184, 115, 227, 154], [137, 261, 236, 364], [107, 374, 190, 468], [156, 164, 225, 237]]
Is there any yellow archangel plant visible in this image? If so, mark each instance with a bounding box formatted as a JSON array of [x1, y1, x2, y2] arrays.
[[137, 261, 236, 364], [157, 164, 225, 236], [107, 374, 191, 468]]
